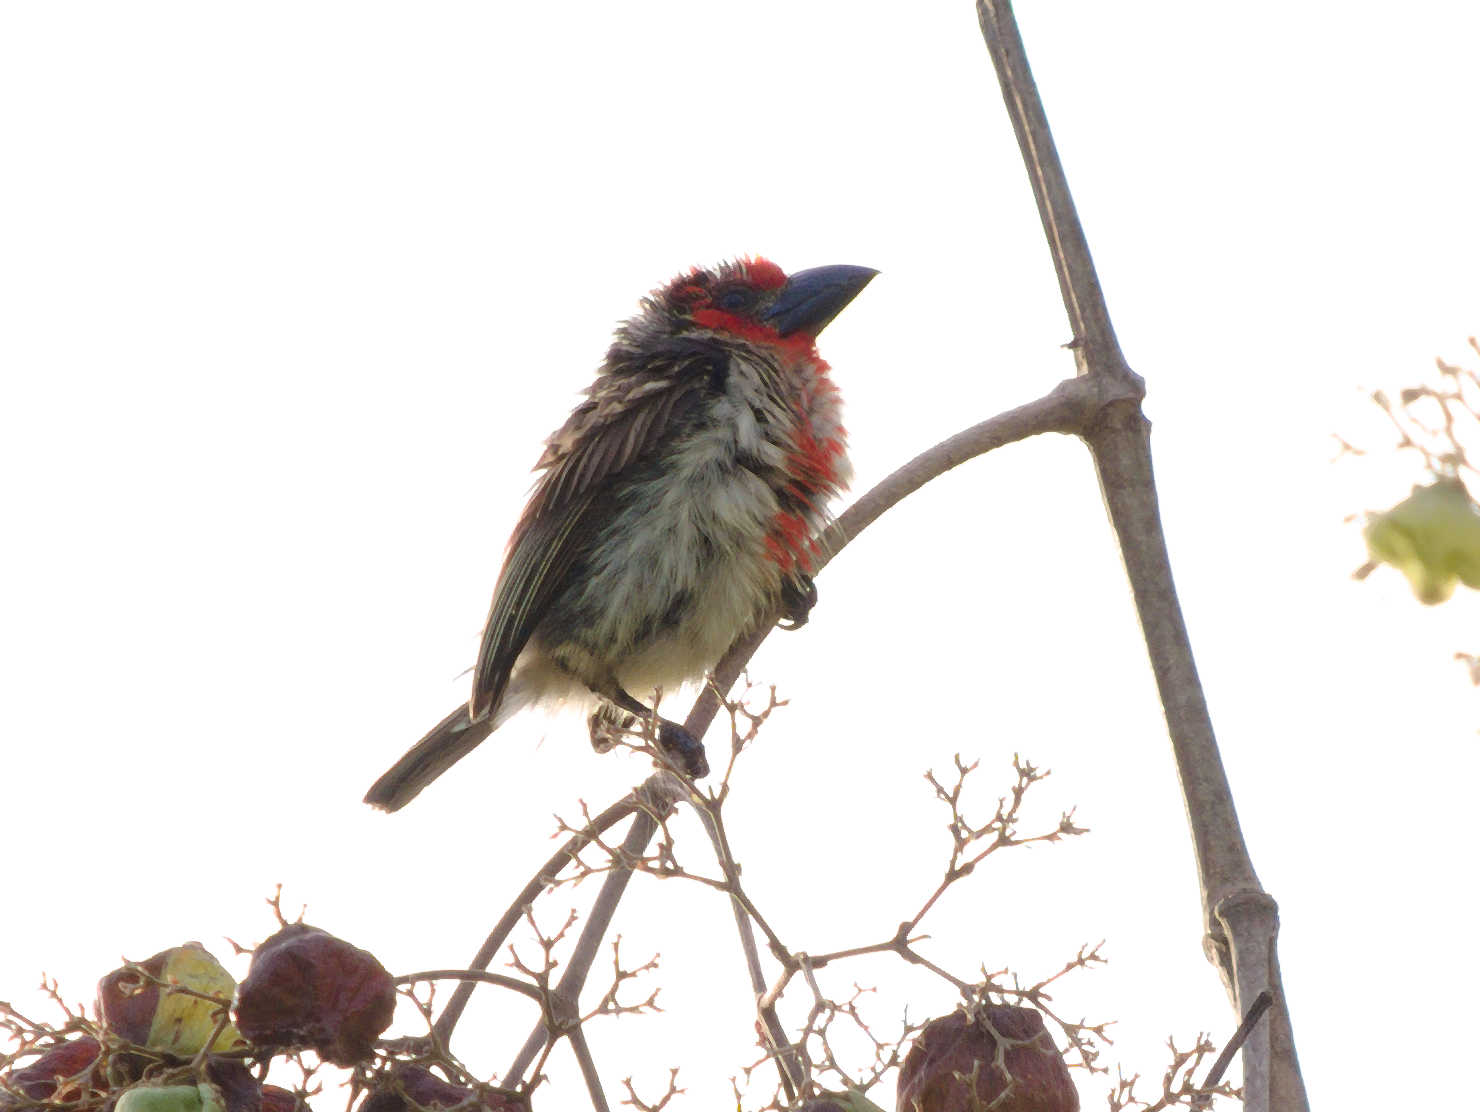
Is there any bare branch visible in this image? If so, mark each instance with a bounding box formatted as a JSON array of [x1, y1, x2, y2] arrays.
[[433, 789, 653, 1043], [971, 3, 1307, 1108], [504, 777, 686, 1090]]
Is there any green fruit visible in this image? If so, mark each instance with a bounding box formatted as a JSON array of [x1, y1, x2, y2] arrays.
[[113, 1085, 211, 1112], [1363, 479, 1480, 604], [98, 943, 246, 1055], [152, 944, 247, 1054]]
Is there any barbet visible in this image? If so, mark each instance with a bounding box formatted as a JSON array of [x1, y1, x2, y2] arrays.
[[365, 257, 875, 811]]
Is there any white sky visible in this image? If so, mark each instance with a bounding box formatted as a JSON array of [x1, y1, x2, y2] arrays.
[[3, 3, 1478, 1109]]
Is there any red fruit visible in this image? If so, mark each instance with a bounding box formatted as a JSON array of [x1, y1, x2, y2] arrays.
[[360, 1067, 525, 1112], [98, 951, 170, 1046], [260, 1087, 311, 1112], [4, 1037, 103, 1102], [98, 944, 244, 1055], [232, 925, 395, 1067], [897, 1006, 1078, 1112], [202, 1060, 261, 1112]]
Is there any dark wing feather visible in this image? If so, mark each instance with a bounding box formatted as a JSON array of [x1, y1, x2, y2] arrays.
[[364, 703, 491, 811], [469, 489, 599, 718], [468, 348, 719, 720]]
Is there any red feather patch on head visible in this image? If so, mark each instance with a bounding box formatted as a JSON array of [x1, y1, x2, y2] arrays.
[[690, 308, 819, 356], [661, 256, 810, 348], [739, 256, 787, 290], [660, 256, 787, 307]]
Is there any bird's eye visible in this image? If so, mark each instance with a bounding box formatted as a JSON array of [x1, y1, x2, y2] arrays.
[[717, 287, 755, 313]]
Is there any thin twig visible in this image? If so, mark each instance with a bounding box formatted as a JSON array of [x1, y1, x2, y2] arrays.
[[433, 789, 648, 1042], [395, 969, 544, 1004], [566, 1027, 612, 1112], [691, 798, 804, 1101], [1201, 990, 1273, 1093], [504, 779, 684, 1093]]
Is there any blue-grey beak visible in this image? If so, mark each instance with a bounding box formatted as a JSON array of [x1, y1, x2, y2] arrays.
[[763, 264, 878, 338]]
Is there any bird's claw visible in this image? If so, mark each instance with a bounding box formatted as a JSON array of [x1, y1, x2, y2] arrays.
[[777, 574, 818, 630], [588, 705, 634, 753], [595, 685, 708, 776], [657, 719, 710, 778]]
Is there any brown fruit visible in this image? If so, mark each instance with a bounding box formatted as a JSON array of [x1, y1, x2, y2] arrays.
[[202, 1059, 261, 1112], [98, 949, 171, 1047], [3, 1036, 103, 1102], [260, 1086, 311, 1112], [897, 1006, 1078, 1112], [360, 1067, 525, 1112], [798, 1093, 887, 1112], [232, 925, 395, 1067]]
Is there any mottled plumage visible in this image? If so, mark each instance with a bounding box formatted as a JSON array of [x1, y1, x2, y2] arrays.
[[366, 258, 874, 811]]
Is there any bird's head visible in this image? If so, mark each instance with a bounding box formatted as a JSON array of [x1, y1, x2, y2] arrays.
[[619, 257, 877, 357]]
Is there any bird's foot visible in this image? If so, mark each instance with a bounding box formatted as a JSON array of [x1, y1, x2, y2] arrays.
[[595, 684, 710, 778], [656, 718, 710, 779], [588, 704, 634, 753], [778, 573, 818, 630]]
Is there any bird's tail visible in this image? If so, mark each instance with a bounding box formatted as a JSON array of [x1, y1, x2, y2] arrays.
[[364, 674, 531, 812]]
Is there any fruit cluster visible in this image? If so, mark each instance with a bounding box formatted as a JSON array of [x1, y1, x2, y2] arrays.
[[1, 929, 520, 1112]]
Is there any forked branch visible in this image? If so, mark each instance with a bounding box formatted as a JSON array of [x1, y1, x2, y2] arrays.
[[429, 10, 1307, 1109], [973, 2, 1306, 1108]]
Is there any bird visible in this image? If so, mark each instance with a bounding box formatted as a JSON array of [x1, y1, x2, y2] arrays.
[[365, 257, 876, 811]]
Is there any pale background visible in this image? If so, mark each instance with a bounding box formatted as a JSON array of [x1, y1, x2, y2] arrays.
[[3, 3, 1478, 1109]]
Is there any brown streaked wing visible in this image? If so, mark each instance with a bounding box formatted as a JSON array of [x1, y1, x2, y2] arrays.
[[468, 364, 709, 720]]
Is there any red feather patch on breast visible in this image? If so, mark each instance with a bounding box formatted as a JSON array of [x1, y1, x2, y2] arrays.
[[764, 368, 848, 574]]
